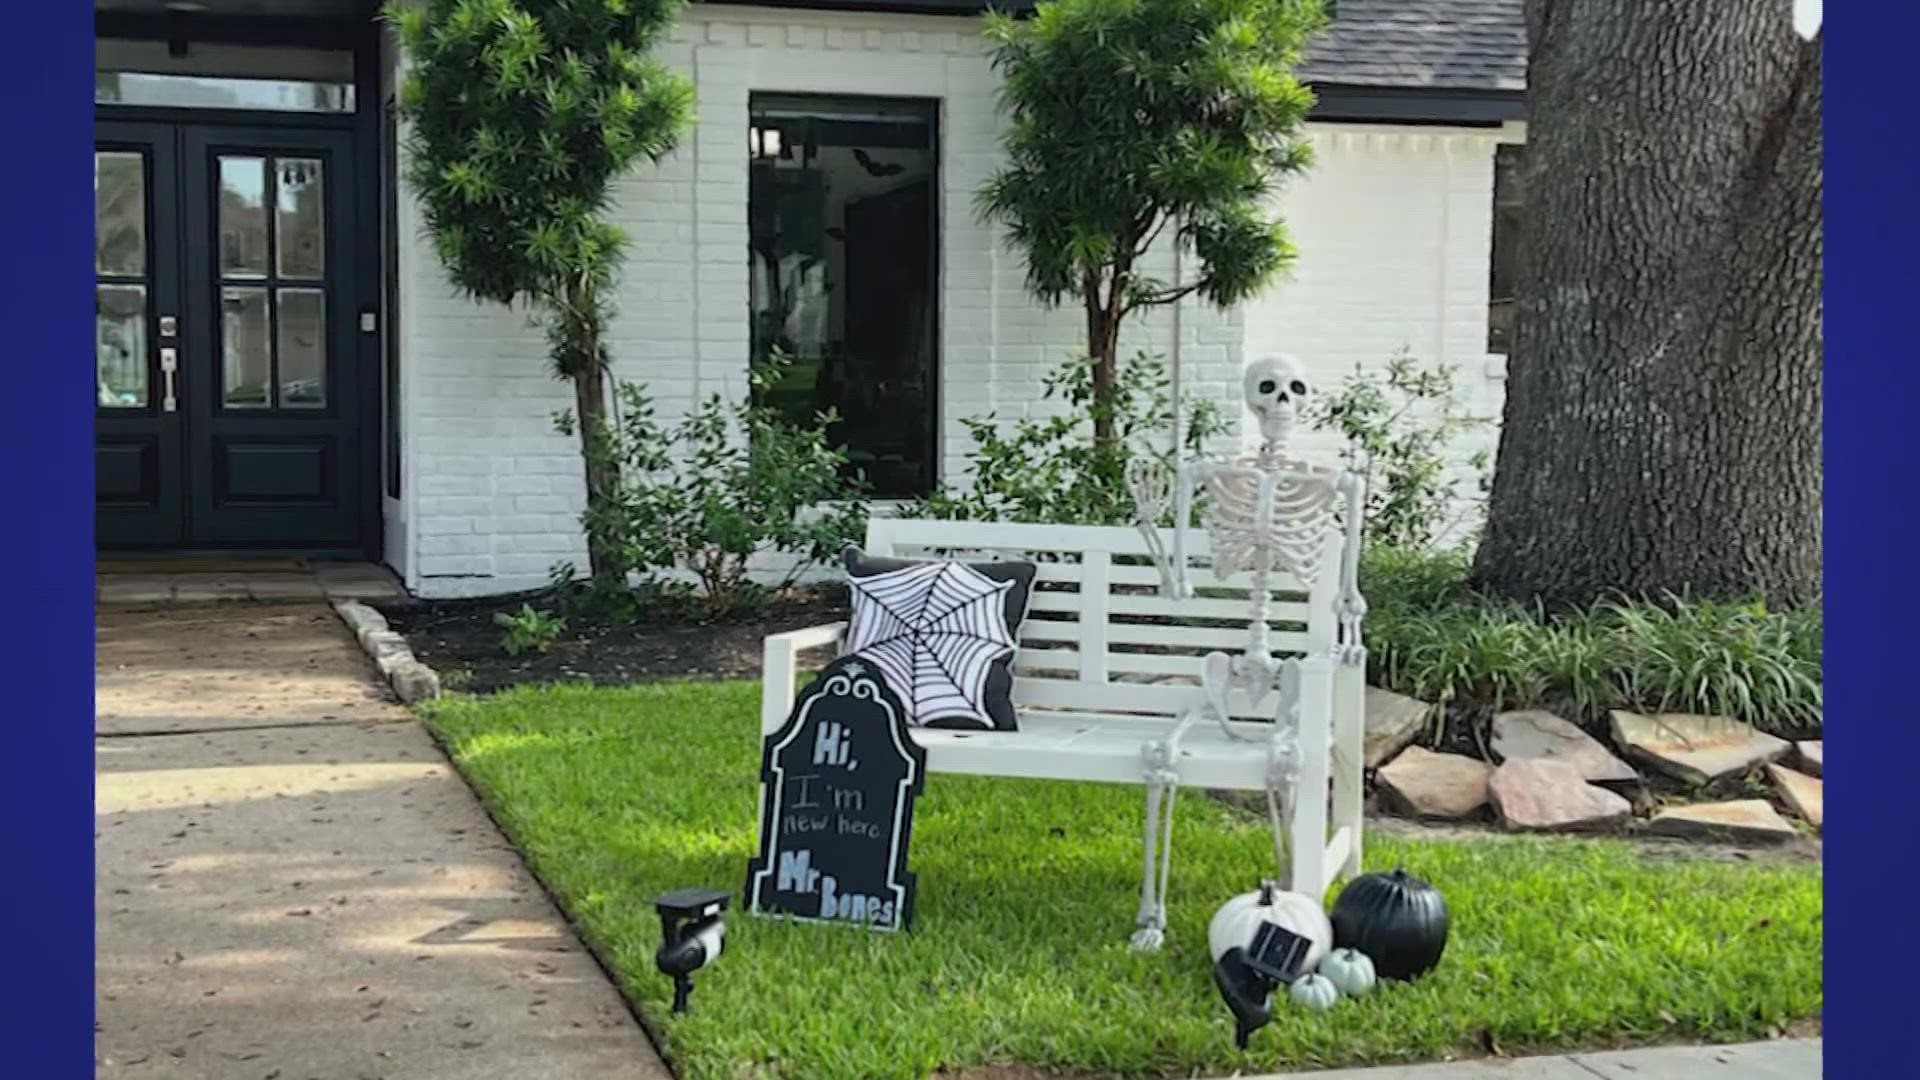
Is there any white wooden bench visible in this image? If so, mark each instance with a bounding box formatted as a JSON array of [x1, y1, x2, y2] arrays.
[[760, 517, 1366, 946]]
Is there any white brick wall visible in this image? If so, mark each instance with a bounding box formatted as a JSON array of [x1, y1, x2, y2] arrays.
[[1244, 125, 1512, 545], [386, 8, 1511, 596]]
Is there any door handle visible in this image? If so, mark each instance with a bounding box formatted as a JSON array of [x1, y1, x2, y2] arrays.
[[159, 347, 178, 413]]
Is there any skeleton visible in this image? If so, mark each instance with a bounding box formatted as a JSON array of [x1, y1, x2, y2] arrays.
[[1120, 355, 1369, 951]]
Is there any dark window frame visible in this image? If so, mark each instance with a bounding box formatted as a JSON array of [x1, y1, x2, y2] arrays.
[[747, 92, 943, 499], [1488, 142, 1526, 356]]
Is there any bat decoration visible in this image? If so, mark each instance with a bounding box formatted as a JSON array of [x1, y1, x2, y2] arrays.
[[852, 148, 905, 178]]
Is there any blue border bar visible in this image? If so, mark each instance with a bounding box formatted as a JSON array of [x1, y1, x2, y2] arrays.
[[2, 0, 94, 1070], [1826, 8, 1919, 1075]]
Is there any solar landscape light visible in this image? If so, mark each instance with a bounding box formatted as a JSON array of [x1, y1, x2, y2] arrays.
[[651, 886, 730, 1014]]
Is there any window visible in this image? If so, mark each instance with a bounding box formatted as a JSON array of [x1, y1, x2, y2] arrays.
[[1488, 143, 1526, 355], [748, 95, 939, 498], [96, 39, 356, 113], [96, 149, 151, 409], [215, 154, 330, 409]]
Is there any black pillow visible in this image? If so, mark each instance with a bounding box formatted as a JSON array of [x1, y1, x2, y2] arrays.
[[842, 544, 1036, 732]]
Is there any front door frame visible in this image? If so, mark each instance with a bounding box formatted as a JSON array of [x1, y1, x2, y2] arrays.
[[95, 6, 386, 559]]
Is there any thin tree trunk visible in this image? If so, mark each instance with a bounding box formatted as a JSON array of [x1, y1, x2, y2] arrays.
[[571, 361, 626, 588], [1472, 2, 1821, 608], [554, 277, 627, 588], [1086, 290, 1123, 447]]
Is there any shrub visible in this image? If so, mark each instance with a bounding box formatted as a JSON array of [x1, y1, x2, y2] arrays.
[[559, 357, 868, 618], [1362, 545, 1823, 737], [901, 351, 1223, 526], [495, 604, 567, 656], [1309, 351, 1489, 549], [390, 0, 693, 585]]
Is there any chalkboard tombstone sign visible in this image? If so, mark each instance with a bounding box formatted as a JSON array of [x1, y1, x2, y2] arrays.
[[746, 655, 928, 932]]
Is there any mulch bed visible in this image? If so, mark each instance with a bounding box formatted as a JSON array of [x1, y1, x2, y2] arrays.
[[374, 586, 850, 695]]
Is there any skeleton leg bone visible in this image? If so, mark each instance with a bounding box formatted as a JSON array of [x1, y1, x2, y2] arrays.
[[1130, 747, 1182, 952]]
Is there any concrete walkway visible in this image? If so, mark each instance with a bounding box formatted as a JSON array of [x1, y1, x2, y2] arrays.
[[96, 602, 669, 1079], [1249, 1038, 1821, 1078], [97, 557, 405, 606]]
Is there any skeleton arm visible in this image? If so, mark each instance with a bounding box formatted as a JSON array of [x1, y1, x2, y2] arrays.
[[1333, 469, 1369, 667], [1127, 456, 1213, 601], [1168, 459, 1213, 601]]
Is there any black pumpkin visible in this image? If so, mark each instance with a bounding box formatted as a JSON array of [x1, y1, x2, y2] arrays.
[[1329, 868, 1449, 981]]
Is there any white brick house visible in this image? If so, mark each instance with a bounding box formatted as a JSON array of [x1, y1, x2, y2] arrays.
[[92, 0, 1525, 597]]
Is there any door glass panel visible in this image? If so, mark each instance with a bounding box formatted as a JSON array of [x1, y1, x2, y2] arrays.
[[97, 285, 149, 408], [218, 156, 269, 278], [276, 158, 326, 279], [221, 287, 271, 408], [95, 152, 146, 276], [277, 288, 327, 408]]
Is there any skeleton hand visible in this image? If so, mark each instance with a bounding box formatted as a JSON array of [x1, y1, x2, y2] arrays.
[[1127, 457, 1195, 600], [1335, 591, 1368, 668]]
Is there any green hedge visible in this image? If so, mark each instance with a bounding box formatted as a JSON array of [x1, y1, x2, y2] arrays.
[[1362, 546, 1823, 737]]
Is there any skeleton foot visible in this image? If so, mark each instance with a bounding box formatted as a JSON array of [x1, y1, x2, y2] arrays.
[[1129, 923, 1167, 952]]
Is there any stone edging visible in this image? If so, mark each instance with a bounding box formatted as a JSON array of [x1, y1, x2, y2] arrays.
[[332, 599, 442, 704]]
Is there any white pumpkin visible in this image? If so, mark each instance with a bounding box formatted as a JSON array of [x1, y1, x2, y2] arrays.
[[1289, 972, 1341, 1011], [1319, 947, 1376, 997], [1206, 882, 1334, 974]]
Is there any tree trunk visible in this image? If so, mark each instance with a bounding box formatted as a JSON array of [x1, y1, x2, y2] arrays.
[[1471, 3, 1821, 608], [1086, 293, 1123, 447], [571, 361, 627, 588], [553, 276, 626, 588]]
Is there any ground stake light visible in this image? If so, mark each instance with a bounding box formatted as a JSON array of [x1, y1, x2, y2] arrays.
[[651, 886, 730, 1014]]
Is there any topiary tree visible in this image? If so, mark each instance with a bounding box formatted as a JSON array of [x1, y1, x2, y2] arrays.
[[387, 0, 694, 585], [980, 0, 1325, 447]]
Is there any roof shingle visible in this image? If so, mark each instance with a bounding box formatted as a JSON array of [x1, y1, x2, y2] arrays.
[[1301, 0, 1527, 92]]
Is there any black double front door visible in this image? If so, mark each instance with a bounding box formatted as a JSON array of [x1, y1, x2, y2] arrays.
[[96, 120, 368, 551]]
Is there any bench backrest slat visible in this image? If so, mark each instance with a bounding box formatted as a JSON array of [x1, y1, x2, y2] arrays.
[[865, 518, 1344, 723]]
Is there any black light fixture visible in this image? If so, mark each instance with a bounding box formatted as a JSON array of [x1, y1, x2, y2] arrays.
[[651, 886, 730, 1014], [1210, 883, 1315, 1048]]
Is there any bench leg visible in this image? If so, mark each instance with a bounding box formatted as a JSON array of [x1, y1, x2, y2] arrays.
[[1289, 659, 1334, 902], [1331, 658, 1366, 880], [1129, 766, 1180, 952]]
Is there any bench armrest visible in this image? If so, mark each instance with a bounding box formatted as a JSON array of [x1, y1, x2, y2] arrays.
[[760, 621, 847, 736], [765, 622, 848, 652]]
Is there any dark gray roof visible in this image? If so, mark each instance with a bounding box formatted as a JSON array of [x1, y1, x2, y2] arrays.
[[702, 0, 1528, 97], [1301, 0, 1527, 93]]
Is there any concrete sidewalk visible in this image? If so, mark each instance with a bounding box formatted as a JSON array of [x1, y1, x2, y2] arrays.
[[96, 602, 670, 1079], [1249, 1038, 1821, 1079]]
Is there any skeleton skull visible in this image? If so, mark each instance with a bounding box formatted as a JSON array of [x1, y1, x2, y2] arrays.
[[1242, 355, 1310, 449]]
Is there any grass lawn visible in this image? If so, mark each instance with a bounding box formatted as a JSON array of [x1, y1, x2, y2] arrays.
[[423, 680, 1822, 1080]]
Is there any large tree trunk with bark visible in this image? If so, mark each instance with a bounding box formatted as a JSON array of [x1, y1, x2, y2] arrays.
[[1471, 2, 1822, 608]]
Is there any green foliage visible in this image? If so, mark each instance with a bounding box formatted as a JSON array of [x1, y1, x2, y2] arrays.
[[899, 352, 1224, 526], [389, 0, 694, 582], [1309, 352, 1489, 549], [1363, 546, 1824, 735], [561, 357, 868, 617], [980, 0, 1326, 434], [388, 0, 693, 319], [423, 679, 1822, 1079], [493, 603, 567, 656]]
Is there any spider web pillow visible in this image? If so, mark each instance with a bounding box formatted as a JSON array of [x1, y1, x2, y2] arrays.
[[843, 545, 1036, 732]]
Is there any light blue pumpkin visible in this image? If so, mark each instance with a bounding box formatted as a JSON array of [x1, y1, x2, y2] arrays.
[[1288, 972, 1340, 1011], [1319, 947, 1377, 997]]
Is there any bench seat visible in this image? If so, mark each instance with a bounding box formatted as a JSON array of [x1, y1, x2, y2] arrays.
[[920, 710, 1275, 789]]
